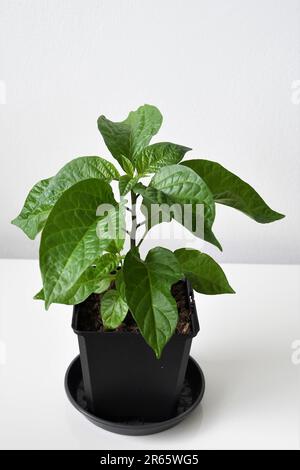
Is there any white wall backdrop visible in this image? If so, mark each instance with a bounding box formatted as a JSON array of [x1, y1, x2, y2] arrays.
[[0, 0, 299, 263]]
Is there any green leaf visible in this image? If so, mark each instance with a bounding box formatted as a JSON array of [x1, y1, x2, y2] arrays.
[[175, 248, 235, 295], [11, 178, 53, 240], [182, 160, 285, 223], [135, 142, 191, 175], [12, 156, 120, 239], [119, 155, 135, 177], [123, 247, 183, 358], [63, 257, 115, 302], [94, 277, 112, 294], [97, 104, 163, 164], [115, 269, 126, 300], [100, 289, 129, 329], [34, 253, 118, 305], [40, 178, 120, 309], [119, 175, 139, 196], [135, 165, 221, 250], [96, 200, 126, 253], [34, 288, 45, 300]]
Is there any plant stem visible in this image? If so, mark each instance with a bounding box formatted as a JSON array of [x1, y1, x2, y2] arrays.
[[130, 190, 137, 249], [136, 221, 146, 229], [137, 231, 146, 248]]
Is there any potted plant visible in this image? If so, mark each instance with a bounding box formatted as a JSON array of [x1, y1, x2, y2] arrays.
[[12, 104, 284, 430]]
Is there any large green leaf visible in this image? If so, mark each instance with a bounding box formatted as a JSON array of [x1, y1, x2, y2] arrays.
[[34, 253, 118, 305], [134, 165, 221, 250], [182, 160, 284, 223], [100, 289, 129, 329], [135, 142, 191, 175], [12, 156, 120, 239], [175, 248, 235, 294], [11, 177, 53, 240], [97, 104, 163, 165], [40, 178, 120, 309], [123, 247, 183, 358]]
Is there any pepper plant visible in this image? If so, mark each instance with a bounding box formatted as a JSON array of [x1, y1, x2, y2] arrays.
[[12, 105, 284, 357]]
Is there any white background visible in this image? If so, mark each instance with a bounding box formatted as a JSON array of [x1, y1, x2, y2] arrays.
[[0, 0, 299, 263]]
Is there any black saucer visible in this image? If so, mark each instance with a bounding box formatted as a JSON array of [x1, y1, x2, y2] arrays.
[[65, 355, 205, 436]]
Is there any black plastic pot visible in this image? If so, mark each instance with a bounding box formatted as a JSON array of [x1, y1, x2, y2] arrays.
[[72, 280, 199, 422]]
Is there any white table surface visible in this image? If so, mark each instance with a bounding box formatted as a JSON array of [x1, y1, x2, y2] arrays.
[[0, 259, 299, 450]]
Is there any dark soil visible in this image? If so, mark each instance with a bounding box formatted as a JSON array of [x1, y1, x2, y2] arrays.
[[77, 280, 192, 335]]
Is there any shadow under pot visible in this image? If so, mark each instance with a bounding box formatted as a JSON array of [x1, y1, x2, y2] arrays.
[[71, 279, 200, 422]]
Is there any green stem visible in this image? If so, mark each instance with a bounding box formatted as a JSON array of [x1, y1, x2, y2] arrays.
[[137, 231, 146, 248], [130, 191, 137, 249]]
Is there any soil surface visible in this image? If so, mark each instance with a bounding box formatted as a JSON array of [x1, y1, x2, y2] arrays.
[[77, 280, 192, 335]]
